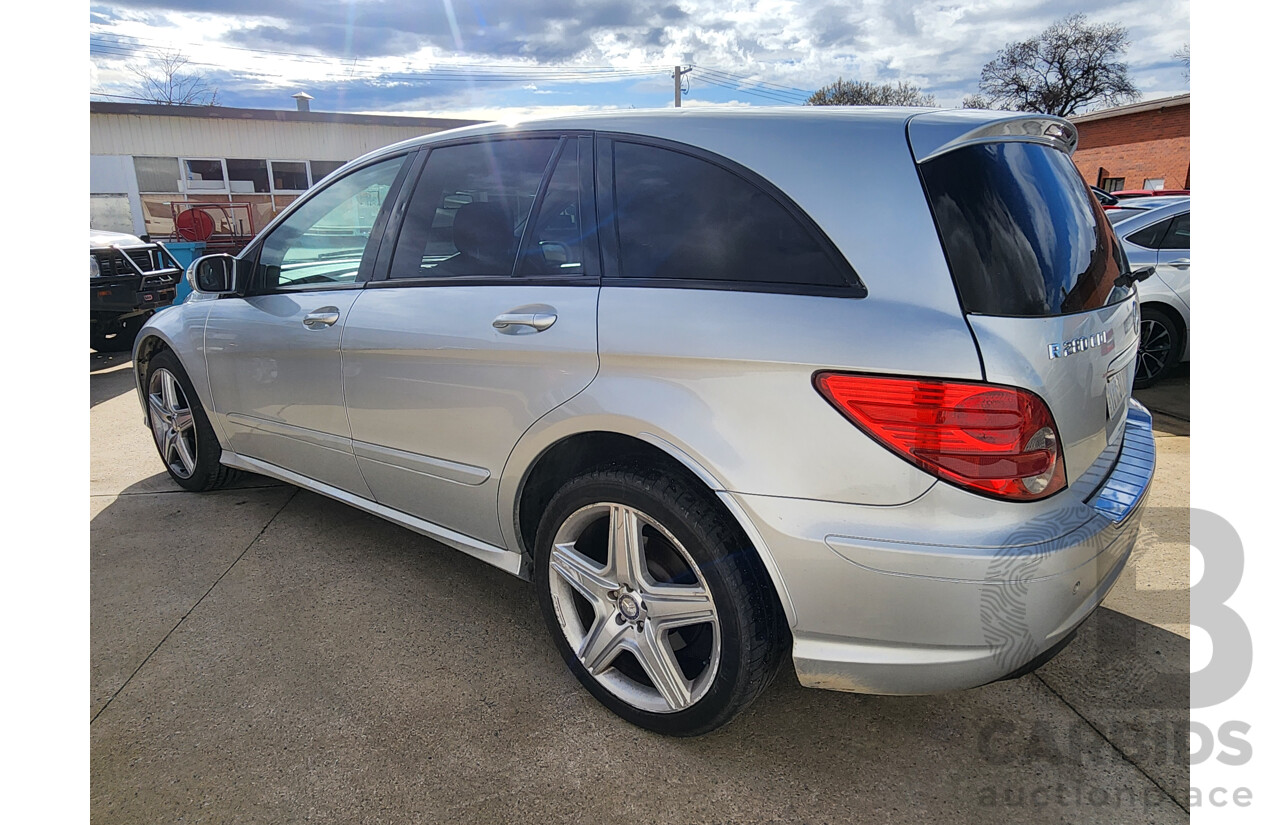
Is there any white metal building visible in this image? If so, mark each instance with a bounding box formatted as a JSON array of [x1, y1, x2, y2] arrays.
[[90, 100, 477, 238]]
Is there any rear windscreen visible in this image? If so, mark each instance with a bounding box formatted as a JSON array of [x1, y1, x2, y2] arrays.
[[919, 142, 1128, 317]]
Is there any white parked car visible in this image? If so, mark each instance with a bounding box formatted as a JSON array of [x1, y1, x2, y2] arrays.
[[1110, 200, 1191, 387]]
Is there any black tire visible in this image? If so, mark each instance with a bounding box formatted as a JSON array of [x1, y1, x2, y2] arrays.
[[534, 466, 785, 736], [1134, 305, 1183, 389], [91, 312, 150, 353], [144, 349, 238, 492]]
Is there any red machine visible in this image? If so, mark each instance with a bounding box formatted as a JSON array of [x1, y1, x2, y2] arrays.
[[170, 202, 258, 254]]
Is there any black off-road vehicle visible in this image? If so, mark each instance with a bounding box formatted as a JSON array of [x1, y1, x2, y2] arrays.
[[90, 230, 183, 352]]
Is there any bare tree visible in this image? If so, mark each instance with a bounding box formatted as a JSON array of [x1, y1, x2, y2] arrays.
[[976, 14, 1140, 116], [807, 79, 936, 107], [1173, 43, 1190, 82], [961, 94, 992, 109], [131, 49, 220, 106]]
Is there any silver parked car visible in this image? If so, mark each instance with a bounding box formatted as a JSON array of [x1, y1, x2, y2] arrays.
[[134, 108, 1155, 736], [1109, 199, 1191, 387]]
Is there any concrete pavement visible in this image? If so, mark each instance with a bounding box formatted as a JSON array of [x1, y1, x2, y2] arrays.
[[91, 350, 1190, 824]]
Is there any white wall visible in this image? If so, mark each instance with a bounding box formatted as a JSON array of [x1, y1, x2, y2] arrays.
[[89, 155, 145, 235], [90, 113, 462, 161]]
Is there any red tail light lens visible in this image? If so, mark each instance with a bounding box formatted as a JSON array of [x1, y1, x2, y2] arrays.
[[814, 372, 1067, 501]]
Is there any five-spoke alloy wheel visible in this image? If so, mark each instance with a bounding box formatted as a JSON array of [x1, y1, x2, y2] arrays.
[[535, 466, 784, 736], [548, 501, 722, 714], [144, 349, 236, 492], [148, 366, 199, 480]]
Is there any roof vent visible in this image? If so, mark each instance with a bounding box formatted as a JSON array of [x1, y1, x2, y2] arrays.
[[292, 92, 314, 112]]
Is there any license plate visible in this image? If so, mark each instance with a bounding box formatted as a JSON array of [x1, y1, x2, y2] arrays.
[[1105, 369, 1129, 420]]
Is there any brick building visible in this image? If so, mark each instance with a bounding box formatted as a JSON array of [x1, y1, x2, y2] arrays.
[[1069, 93, 1189, 192]]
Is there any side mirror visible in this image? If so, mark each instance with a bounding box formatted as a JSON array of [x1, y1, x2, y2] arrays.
[[188, 254, 239, 295], [1115, 265, 1155, 290]]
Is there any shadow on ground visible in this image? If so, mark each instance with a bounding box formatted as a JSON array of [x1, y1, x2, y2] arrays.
[[90, 482, 1189, 824]]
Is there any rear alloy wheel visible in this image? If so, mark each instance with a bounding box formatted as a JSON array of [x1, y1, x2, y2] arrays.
[[1134, 305, 1183, 389], [145, 349, 237, 492], [535, 467, 783, 736]]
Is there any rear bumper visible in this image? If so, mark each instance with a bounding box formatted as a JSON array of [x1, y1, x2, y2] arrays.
[[732, 400, 1156, 694]]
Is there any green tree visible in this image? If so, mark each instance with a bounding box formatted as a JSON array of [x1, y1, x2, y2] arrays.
[[975, 14, 1140, 116], [807, 79, 936, 107]]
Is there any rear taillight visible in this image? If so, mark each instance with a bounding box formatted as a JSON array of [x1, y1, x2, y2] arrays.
[[814, 372, 1067, 501]]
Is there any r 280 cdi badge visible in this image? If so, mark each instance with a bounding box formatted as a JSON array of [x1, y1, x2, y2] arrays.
[[136, 108, 1155, 735]]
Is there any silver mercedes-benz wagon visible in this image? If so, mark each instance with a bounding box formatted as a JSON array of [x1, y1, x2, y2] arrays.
[[135, 107, 1155, 736]]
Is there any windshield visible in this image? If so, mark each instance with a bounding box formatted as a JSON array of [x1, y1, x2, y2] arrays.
[[920, 141, 1129, 317]]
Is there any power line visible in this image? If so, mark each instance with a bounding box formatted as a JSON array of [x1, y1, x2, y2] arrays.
[[694, 75, 808, 106], [695, 65, 815, 98]]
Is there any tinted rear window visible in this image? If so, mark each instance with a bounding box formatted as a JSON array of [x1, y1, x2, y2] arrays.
[[612, 141, 852, 289], [920, 142, 1128, 317]]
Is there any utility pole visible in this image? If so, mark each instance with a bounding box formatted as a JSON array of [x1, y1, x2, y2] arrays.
[[673, 65, 692, 107]]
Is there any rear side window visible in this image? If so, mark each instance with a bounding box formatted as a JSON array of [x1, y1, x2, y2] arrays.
[[920, 142, 1128, 317], [1124, 217, 1172, 249], [1162, 212, 1190, 249], [611, 141, 852, 289]]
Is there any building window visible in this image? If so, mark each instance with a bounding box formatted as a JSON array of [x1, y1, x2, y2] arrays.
[[1142, 178, 1165, 190], [135, 156, 180, 193], [269, 160, 311, 193], [226, 159, 271, 194], [1099, 177, 1125, 193], [310, 160, 345, 184], [182, 158, 227, 192]]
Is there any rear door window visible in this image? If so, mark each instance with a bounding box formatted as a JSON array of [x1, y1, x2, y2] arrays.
[[390, 138, 558, 279], [610, 141, 854, 290], [919, 142, 1129, 317]]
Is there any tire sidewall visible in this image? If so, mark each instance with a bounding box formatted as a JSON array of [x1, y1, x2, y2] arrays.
[[533, 469, 762, 736]]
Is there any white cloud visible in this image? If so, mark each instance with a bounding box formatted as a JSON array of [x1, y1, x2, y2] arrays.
[[90, 1, 1190, 111]]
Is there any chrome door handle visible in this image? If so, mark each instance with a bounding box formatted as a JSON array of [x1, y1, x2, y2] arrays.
[[492, 312, 557, 332], [302, 307, 341, 328], [1166, 258, 1191, 269]]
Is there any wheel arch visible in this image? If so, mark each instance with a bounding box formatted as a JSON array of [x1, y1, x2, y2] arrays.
[[1140, 300, 1188, 359], [508, 427, 797, 628], [133, 332, 177, 425]]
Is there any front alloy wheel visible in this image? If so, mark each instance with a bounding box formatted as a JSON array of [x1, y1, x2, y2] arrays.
[[143, 349, 237, 492], [148, 366, 198, 479]]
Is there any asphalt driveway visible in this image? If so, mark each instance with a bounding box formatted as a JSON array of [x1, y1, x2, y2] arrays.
[[91, 350, 1191, 824]]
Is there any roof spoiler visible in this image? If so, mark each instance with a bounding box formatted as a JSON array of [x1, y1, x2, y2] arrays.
[[907, 112, 1078, 164]]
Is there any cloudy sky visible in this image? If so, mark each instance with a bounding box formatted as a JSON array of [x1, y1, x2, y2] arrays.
[[88, 0, 1190, 119]]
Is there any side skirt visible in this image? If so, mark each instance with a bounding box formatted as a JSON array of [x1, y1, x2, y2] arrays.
[[221, 452, 525, 578]]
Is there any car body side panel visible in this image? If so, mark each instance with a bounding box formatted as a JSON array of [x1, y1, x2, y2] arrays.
[[203, 289, 372, 497], [132, 299, 216, 432], [342, 284, 600, 547], [496, 286, 980, 561]]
